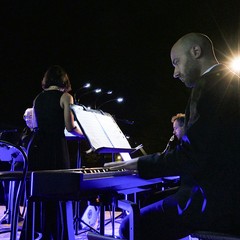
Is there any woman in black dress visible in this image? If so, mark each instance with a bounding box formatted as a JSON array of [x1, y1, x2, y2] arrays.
[[22, 65, 83, 239], [29, 65, 82, 170]]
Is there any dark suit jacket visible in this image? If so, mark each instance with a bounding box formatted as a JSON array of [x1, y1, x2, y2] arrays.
[[138, 64, 240, 233]]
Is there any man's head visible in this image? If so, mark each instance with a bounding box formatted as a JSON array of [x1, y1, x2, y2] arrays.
[[170, 33, 218, 88], [171, 113, 185, 140], [23, 108, 34, 129]]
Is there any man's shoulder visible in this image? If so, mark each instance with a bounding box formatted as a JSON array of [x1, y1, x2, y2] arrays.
[[203, 64, 238, 90], [207, 64, 238, 79]]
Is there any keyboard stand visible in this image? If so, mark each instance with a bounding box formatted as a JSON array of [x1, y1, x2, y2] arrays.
[[118, 199, 140, 240]]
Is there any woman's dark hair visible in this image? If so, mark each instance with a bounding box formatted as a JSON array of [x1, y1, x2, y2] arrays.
[[41, 65, 72, 92]]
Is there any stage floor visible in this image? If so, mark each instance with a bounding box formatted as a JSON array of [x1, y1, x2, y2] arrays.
[[0, 205, 193, 240], [0, 205, 122, 240]]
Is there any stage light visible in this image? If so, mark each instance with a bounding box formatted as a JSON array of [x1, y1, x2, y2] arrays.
[[74, 83, 91, 104], [78, 88, 102, 98], [97, 97, 124, 109], [83, 83, 91, 88], [116, 97, 123, 103], [94, 90, 113, 109], [230, 57, 240, 73], [76, 88, 102, 107], [75, 83, 91, 92], [94, 88, 102, 94]]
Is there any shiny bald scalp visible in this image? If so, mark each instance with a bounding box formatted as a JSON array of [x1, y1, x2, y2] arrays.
[[173, 32, 217, 61], [170, 33, 219, 85]]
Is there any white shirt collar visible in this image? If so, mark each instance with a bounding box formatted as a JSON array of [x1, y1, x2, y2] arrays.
[[202, 64, 220, 76]]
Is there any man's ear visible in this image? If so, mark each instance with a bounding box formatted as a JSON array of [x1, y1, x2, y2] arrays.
[[190, 45, 202, 59]]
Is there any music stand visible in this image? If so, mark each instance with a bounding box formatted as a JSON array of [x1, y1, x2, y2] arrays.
[[70, 104, 134, 155], [65, 124, 87, 234], [70, 104, 135, 236]]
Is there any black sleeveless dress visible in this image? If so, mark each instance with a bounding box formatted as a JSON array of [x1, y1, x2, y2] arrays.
[[28, 90, 70, 170], [20, 90, 72, 239]]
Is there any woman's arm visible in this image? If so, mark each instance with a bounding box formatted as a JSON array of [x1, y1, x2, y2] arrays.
[[60, 92, 83, 136]]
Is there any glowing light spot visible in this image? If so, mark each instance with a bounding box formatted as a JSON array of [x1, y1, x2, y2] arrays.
[[230, 57, 240, 72]]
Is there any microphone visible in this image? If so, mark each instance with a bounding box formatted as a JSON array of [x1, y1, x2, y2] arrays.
[[161, 135, 175, 154], [169, 135, 175, 142]]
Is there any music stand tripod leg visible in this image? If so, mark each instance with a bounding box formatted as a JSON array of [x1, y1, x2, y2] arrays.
[[73, 139, 82, 235], [73, 200, 81, 234]]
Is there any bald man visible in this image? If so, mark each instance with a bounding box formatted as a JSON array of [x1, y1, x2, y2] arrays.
[[106, 33, 240, 239]]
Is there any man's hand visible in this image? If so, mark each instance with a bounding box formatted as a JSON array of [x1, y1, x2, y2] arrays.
[[104, 158, 139, 170]]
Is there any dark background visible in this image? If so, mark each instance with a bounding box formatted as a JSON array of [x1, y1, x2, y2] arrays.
[[1, 0, 240, 155]]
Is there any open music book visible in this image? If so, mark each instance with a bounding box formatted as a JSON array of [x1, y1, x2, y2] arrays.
[[70, 104, 134, 154]]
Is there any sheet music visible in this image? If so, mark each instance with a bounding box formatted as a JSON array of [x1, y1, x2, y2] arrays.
[[94, 113, 131, 148], [77, 110, 114, 149], [71, 105, 133, 152]]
